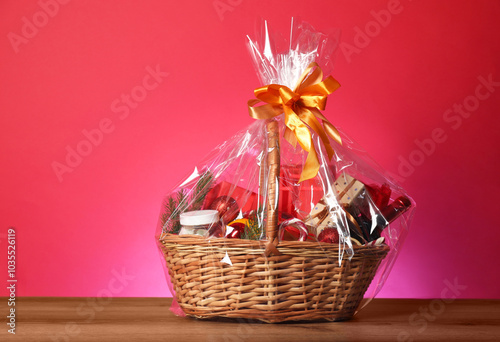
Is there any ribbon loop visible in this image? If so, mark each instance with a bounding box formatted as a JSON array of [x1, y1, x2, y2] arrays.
[[248, 62, 342, 182]]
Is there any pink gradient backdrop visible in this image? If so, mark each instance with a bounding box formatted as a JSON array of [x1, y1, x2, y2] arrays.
[[1, 0, 499, 299]]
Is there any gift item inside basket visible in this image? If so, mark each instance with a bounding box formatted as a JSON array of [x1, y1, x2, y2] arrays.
[[156, 19, 415, 323]]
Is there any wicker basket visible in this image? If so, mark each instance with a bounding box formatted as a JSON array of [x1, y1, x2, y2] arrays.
[[159, 120, 389, 322]]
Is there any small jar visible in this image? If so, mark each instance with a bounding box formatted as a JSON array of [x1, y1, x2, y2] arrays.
[[179, 210, 221, 237]]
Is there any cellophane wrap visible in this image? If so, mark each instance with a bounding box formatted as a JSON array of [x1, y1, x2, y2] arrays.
[[156, 19, 415, 318]]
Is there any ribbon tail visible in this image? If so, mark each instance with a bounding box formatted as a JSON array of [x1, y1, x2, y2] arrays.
[[284, 107, 321, 182], [300, 76, 341, 97], [307, 108, 342, 147], [299, 143, 320, 183], [299, 107, 335, 160], [323, 121, 342, 146], [284, 127, 298, 149], [248, 99, 282, 120]]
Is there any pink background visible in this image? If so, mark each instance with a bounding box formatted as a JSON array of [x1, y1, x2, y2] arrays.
[[1, 0, 499, 299]]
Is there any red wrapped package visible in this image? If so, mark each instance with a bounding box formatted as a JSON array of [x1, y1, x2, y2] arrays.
[[203, 180, 258, 214], [279, 165, 326, 219]]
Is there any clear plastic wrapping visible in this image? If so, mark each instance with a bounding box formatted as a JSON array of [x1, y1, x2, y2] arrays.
[[156, 19, 415, 322]]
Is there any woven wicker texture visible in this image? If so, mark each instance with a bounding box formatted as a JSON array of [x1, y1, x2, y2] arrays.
[[161, 236, 389, 322], [160, 118, 389, 322]]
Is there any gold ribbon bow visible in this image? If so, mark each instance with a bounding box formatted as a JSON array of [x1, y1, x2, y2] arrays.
[[248, 62, 342, 182]]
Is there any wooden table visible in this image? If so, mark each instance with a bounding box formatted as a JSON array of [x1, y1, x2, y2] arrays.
[[2, 298, 499, 341]]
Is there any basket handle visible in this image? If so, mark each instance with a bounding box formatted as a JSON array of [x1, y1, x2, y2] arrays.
[[265, 120, 281, 256]]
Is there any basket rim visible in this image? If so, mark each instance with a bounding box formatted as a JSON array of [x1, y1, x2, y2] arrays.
[[158, 233, 390, 254]]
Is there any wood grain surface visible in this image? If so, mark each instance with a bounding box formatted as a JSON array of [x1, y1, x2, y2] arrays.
[[1, 297, 499, 341]]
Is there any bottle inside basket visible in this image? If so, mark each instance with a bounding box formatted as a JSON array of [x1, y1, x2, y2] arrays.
[[179, 210, 223, 238]]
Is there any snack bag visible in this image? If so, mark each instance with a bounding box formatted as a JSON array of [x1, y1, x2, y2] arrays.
[[156, 19, 415, 322]]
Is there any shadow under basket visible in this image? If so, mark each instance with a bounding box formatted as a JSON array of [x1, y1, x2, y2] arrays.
[[160, 235, 389, 323]]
